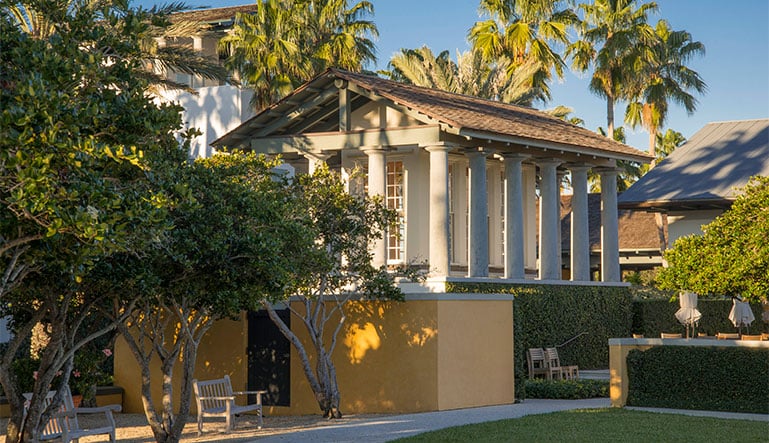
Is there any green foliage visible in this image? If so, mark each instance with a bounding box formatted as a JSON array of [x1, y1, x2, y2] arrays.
[[627, 346, 769, 414], [658, 177, 769, 303], [219, 0, 378, 110], [447, 282, 632, 399], [524, 378, 608, 399]]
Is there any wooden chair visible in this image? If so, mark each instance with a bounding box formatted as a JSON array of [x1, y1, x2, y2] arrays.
[[193, 375, 267, 436], [632, 334, 644, 339], [740, 334, 762, 341], [22, 385, 121, 443], [545, 348, 579, 380], [762, 333, 769, 341], [660, 333, 682, 339], [526, 348, 549, 379], [717, 332, 740, 340], [697, 332, 710, 338]]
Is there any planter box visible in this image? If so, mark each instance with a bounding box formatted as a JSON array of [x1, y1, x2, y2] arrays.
[[0, 386, 124, 418]]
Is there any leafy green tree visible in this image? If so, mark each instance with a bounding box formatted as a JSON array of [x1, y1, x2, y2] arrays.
[[470, 0, 578, 102], [263, 165, 407, 419], [220, 0, 377, 111], [108, 153, 303, 443], [0, 0, 189, 440], [624, 20, 706, 160], [569, 0, 658, 140], [657, 176, 769, 303], [5, 0, 228, 93]]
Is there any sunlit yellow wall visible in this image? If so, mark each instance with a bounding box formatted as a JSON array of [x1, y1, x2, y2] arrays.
[[114, 314, 247, 414], [437, 300, 514, 410], [116, 298, 516, 416]]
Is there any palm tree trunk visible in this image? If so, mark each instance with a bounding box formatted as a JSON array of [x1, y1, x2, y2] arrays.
[[606, 95, 615, 140], [648, 126, 658, 167]]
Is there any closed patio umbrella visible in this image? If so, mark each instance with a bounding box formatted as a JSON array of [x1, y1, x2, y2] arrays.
[[675, 291, 702, 338], [729, 298, 755, 334]]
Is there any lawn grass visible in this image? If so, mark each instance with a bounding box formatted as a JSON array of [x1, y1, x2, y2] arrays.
[[392, 408, 769, 442]]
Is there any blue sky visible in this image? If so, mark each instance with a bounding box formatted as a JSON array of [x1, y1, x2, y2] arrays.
[[137, 0, 769, 151]]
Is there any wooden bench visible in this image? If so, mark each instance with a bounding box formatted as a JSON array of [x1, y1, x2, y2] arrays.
[[23, 385, 121, 443], [192, 375, 267, 436]]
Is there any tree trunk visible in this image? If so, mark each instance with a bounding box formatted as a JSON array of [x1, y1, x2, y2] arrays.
[[648, 126, 658, 167], [264, 301, 344, 418], [606, 95, 615, 140]]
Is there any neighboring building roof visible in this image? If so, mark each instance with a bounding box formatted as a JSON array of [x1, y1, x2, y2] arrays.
[[214, 69, 652, 163], [560, 194, 666, 253], [618, 119, 769, 211], [170, 4, 257, 26]]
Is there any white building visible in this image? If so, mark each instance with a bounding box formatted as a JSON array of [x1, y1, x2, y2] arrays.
[[214, 69, 653, 283]]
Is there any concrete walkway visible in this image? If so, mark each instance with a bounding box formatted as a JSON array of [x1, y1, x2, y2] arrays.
[[252, 398, 767, 442]]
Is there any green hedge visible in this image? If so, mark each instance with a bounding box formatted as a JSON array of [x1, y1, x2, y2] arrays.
[[524, 379, 609, 399], [627, 346, 769, 414], [447, 282, 632, 400]]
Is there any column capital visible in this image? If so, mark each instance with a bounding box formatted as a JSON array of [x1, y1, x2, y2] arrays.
[[361, 146, 387, 155], [423, 143, 453, 153], [535, 157, 563, 168], [464, 147, 491, 158], [500, 153, 530, 162], [595, 166, 621, 175], [566, 162, 593, 172], [302, 151, 333, 162]]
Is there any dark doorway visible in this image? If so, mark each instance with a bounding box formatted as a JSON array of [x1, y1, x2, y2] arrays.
[[247, 309, 291, 407]]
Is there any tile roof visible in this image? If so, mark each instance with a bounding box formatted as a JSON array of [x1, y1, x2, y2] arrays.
[[332, 69, 651, 161], [560, 194, 666, 251], [618, 119, 769, 210], [214, 69, 652, 163], [170, 4, 257, 24]]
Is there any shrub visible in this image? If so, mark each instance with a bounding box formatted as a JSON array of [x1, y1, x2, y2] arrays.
[[524, 378, 609, 399], [627, 346, 769, 414]]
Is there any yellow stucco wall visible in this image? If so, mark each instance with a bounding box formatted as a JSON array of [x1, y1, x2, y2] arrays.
[[114, 298, 515, 416], [114, 315, 247, 415]]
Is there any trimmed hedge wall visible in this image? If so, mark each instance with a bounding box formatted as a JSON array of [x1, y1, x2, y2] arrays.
[[447, 282, 633, 399], [627, 346, 769, 414]]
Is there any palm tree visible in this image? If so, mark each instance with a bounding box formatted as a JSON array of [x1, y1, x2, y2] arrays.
[[624, 20, 706, 161], [384, 46, 546, 106], [220, 0, 378, 111], [569, 0, 658, 140], [308, 0, 378, 72], [469, 0, 579, 102]]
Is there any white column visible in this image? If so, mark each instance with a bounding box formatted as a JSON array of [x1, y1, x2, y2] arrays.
[[503, 154, 526, 279], [305, 152, 332, 174], [599, 167, 621, 282], [363, 147, 387, 268], [426, 145, 451, 276], [538, 159, 562, 280], [569, 164, 592, 281], [466, 149, 489, 277], [522, 164, 537, 270]]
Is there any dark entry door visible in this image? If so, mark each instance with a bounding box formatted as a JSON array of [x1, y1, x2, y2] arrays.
[[247, 309, 290, 406]]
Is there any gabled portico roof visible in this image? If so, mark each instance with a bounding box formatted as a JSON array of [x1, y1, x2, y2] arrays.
[[213, 69, 652, 164]]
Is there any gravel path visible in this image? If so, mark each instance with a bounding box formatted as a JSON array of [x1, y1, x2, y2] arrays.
[[1, 411, 389, 442]]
